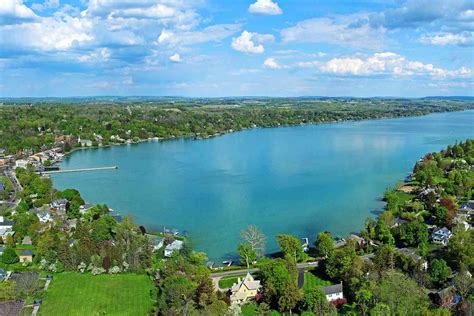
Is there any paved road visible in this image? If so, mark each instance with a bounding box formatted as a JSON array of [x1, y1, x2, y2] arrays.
[[210, 261, 319, 279], [0, 169, 22, 209]]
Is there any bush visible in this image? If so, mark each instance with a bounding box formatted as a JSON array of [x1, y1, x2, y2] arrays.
[[2, 247, 19, 264]]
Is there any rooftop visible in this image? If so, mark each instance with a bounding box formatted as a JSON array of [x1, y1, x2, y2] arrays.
[[323, 283, 343, 295]]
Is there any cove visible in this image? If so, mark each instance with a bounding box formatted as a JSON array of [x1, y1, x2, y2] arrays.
[[52, 110, 474, 261]]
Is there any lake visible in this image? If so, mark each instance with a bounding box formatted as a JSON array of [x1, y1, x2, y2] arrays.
[[52, 110, 474, 261]]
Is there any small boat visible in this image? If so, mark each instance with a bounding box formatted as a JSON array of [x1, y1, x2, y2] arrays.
[[222, 260, 233, 267]]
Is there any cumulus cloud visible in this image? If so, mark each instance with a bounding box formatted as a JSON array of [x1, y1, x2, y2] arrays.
[[420, 32, 473, 46], [169, 53, 181, 62], [158, 24, 241, 47], [32, 0, 60, 12], [318, 52, 471, 78], [0, 0, 37, 24], [231, 30, 274, 54], [249, 0, 282, 15], [263, 57, 281, 69]]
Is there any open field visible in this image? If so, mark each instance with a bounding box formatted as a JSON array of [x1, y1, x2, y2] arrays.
[[303, 271, 332, 291], [39, 273, 155, 316]]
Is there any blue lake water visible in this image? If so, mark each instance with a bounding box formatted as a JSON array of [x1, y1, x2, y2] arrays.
[[53, 110, 474, 261]]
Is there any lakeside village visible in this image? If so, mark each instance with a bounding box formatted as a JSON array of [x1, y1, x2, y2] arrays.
[[0, 140, 473, 315]]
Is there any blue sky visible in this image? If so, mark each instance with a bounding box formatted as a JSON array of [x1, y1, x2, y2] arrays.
[[0, 0, 473, 97]]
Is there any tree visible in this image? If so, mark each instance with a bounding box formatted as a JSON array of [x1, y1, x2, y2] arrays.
[[316, 232, 334, 258], [447, 228, 474, 270], [374, 221, 394, 245], [428, 259, 452, 284], [276, 234, 303, 264], [240, 225, 266, 257], [0, 281, 16, 301], [370, 303, 390, 316], [277, 282, 301, 314], [376, 271, 429, 315], [237, 243, 256, 269], [259, 258, 298, 310], [303, 286, 332, 315], [325, 243, 357, 280], [2, 247, 19, 264], [453, 266, 474, 312], [158, 275, 196, 315], [355, 287, 373, 316]]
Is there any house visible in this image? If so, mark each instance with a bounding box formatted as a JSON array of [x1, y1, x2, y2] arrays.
[[418, 188, 436, 200], [429, 287, 454, 307], [164, 240, 184, 257], [0, 216, 14, 230], [49, 199, 68, 213], [79, 203, 94, 214], [15, 159, 29, 169], [31, 208, 53, 223], [334, 238, 347, 248], [398, 248, 428, 270], [347, 234, 366, 249], [78, 138, 92, 147], [22, 236, 32, 245], [458, 200, 474, 216], [323, 283, 344, 302], [147, 235, 164, 251], [391, 217, 408, 228], [0, 228, 15, 239], [431, 227, 452, 245], [229, 273, 262, 305], [19, 250, 34, 263]]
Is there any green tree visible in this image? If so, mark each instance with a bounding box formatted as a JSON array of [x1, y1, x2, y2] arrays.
[[2, 247, 19, 264], [370, 303, 390, 316], [158, 275, 196, 315], [447, 229, 474, 270], [428, 259, 452, 284], [276, 234, 303, 264], [355, 287, 373, 316], [237, 243, 257, 269], [325, 243, 357, 280], [303, 286, 333, 315], [316, 232, 334, 258]]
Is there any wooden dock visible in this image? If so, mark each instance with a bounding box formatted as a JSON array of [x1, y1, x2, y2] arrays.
[[41, 166, 118, 174]]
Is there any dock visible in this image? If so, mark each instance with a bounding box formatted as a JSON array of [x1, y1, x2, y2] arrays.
[[41, 166, 118, 174]]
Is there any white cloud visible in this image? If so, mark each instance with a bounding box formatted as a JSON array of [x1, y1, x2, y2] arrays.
[[169, 53, 181, 62], [231, 30, 274, 54], [318, 52, 471, 78], [281, 16, 385, 49], [0, 0, 37, 24], [420, 32, 473, 46], [263, 57, 281, 69], [249, 0, 282, 15], [78, 47, 111, 63], [32, 0, 60, 12], [158, 24, 241, 47]]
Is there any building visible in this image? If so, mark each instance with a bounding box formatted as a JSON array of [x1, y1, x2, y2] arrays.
[[0, 216, 14, 230], [22, 236, 32, 245], [79, 138, 93, 147], [398, 248, 428, 270], [164, 240, 184, 257], [429, 287, 454, 307], [431, 227, 452, 245], [323, 283, 344, 302], [79, 203, 95, 214], [15, 159, 29, 169], [147, 235, 164, 252], [229, 273, 262, 305], [458, 200, 474, 216], [19, 250, 34, 263], [49, 199, 68, 213], [31, 208, 53, 223]]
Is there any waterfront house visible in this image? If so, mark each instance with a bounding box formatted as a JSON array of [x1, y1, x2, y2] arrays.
[[164, 240, 184, 257], [49, 199, 68, 213], [398, 248, 428, 270], [146, 235, 164, 252], [19, 250, 34, 263], [333, 238, 347, 248], [229, 273, 262, 305], [79, 203, 94, 214], [391, 217, 408, 228], [323, 283, 344, 302], [78, 138, 93, 147], [430, 227, 452, 245]]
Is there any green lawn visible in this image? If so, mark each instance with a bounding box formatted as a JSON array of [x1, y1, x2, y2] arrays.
[[303, 271, 332, 291], [218, 274, 248, 289], [39, 273, 155, 316]]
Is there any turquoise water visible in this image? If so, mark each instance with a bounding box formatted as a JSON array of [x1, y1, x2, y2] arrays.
[[53, 110, 474, 261]]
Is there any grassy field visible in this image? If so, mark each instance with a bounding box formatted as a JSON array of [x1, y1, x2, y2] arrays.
[[303, 271, 332, 291], [39, 273, 155, 316], [218, 274, 248, 289]]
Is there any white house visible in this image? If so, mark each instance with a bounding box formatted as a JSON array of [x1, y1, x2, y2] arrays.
[[323, 283, 344, 302], [49, 199, 68, 213], [0, 216, 14, 230], [164, 240, 184, 257], [15, 159, 29, 169], [431, 227, 453, 246]]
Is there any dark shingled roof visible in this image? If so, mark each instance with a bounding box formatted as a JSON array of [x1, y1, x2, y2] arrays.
[[323, 283, 343, 295], [0, 300, 24, 316], [20, 249, 34, 256]]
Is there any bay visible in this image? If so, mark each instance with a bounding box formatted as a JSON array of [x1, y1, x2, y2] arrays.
[[52, 110, 474, 261]]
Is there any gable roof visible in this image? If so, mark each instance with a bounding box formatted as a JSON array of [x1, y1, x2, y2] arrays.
[[323, 283, 343, 295], [20, 249, 34, 256], [231, 273, 261, 294]]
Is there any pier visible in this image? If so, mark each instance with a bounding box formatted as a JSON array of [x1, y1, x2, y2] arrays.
[[41, 166, 118, 174]]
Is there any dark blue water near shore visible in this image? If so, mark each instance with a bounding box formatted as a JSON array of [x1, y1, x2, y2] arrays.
[[53, 110, 474, 261]]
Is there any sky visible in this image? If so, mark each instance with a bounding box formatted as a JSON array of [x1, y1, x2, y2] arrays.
[[0, 0, 473, 97]]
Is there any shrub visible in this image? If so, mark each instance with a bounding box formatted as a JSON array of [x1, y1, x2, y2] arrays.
[[1, 247, 19, 264]]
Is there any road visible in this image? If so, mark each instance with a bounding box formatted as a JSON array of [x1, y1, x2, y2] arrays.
[[210, 260, 320, 291], [0, 169, 22, 208]]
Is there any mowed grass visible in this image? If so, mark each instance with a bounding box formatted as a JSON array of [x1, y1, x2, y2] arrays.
[[303, 271, 332, 291], [40, 272, 155, 316], [218, 274, 248, 289]]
